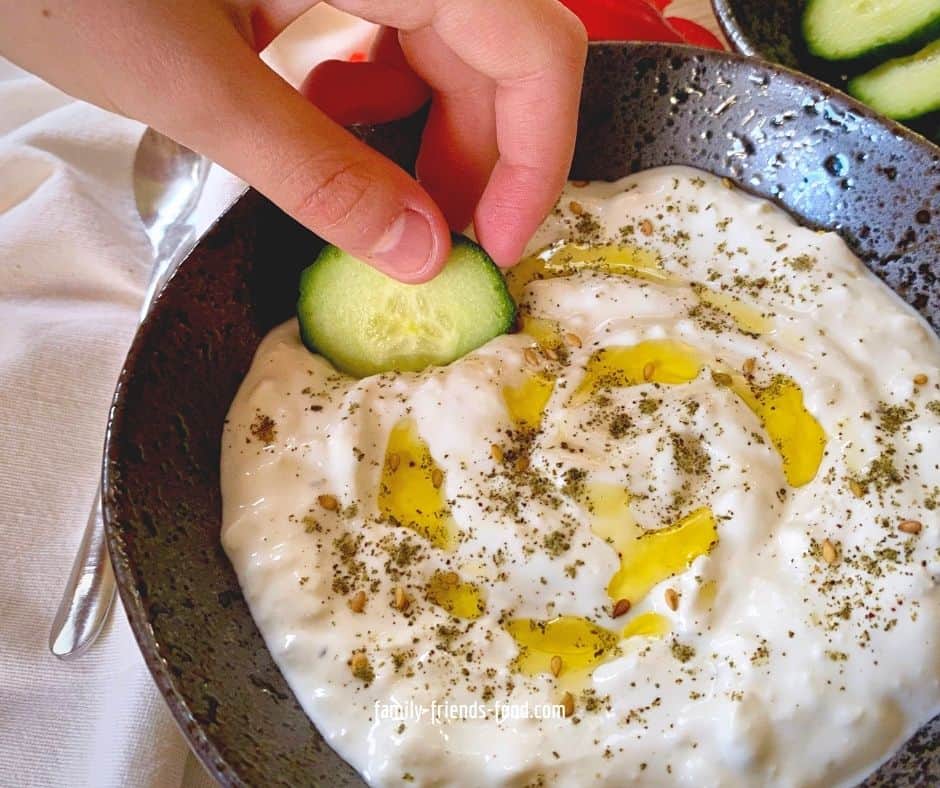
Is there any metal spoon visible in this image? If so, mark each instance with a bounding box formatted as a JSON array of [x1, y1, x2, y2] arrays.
[[49, 128, 210, 660]]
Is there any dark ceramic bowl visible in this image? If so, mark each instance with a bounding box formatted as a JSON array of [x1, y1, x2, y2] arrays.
[[711, 0, 940, 143], [103, 43, 940, 787]]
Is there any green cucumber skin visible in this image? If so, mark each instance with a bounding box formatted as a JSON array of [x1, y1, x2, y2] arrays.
[[297, 235, 516, 358], [848, 39, 940, 121], [297, 235, 516, 378], [803, 0, 940, 62], [297, 244, 339, 358]]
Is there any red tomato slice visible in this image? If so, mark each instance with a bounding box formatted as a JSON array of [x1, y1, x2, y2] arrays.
[[665, 17, 725, 50], [559, 0, 684, 42], [368, 26, 412, 71], [300, 59, 430, 126]]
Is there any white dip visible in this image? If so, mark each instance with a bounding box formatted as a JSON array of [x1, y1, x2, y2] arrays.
[[221, 167, 940, 787]]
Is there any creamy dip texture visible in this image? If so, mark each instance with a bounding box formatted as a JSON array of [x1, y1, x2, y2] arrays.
[[221, 167, 940, 787]]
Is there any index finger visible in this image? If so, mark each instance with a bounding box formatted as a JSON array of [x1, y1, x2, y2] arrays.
[[330, 0, 588, 265]]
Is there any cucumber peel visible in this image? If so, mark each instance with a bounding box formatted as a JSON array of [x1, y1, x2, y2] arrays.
[[849, 38, 940, 120], [803, 0, 940, 61], [298, 236, 516, 378]]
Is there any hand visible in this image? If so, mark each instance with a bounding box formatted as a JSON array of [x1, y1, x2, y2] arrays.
[[0, 1, 587, 282]]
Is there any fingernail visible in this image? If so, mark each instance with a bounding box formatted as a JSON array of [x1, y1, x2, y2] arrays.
[[372, 210, 435, 278]]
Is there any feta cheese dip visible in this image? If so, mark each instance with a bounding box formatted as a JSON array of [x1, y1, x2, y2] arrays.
[[220, 167, 940, 787]]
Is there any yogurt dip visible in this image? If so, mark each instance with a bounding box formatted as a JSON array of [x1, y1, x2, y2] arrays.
[[220, 167, 940, 787]]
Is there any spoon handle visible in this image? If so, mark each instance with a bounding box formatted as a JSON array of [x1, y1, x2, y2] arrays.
[[49, 488, 115, 659], [48, 238, 191, 660], [48, 230, 181, 660], [49, 134, 210, 660]]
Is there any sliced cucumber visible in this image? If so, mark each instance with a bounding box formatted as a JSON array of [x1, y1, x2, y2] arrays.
[[803, 0, 940, 61], [298, 236, 516, 378], [849, 39, 940, 120]]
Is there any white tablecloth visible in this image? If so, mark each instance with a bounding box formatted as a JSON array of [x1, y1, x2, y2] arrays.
[[0, 7, 370, 787]]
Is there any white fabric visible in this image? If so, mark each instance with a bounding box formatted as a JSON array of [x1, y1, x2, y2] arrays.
[[0, 7, 371, 787]]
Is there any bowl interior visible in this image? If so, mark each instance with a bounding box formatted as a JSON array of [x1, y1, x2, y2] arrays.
[[711, 0, 809, 69], [104, 43, 939, 787]]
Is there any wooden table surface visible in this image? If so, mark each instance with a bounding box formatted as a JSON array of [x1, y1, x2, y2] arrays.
[[669, 0, 724, 40]]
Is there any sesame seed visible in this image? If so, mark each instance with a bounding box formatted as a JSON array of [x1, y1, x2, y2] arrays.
[[349, 651, 373, 683], [514, 455, 530, 473], [387, 453, 400, 472], [351, 652, 367, 669], [490, 443, 504, 462], [562, 691, 575, 718], [612, 598, 631, 618], [898, 520, 922, 535], [394, 586, 410, 611], [849, 480, 865, 498], [712, 371, 733, 387], [822, 539, 837, 565], [348, 590, 367, 613], [431, 468, 444, 489], [665, 588, 679, 611], [569, 200, 584, 215], [564, 333, 583, 348], [913, 373, 928, 386], [640, 219, 654, 236], [550, 656, 563, 677], [742, 357, 756, 377], [443, 571, 460, 586], [543, 346, 559, 362], [524, 347, 540, 367], [642, 362, 656, 382], [318, 494, 339, 511]]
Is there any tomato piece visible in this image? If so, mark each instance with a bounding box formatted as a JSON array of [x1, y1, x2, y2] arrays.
[[665, 17, 726, 50], [300, 59, 430, 126], [559, 0, 684, 41], [368, 26, 412, 70]]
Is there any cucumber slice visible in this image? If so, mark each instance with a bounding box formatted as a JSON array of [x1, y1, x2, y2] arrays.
[[298, 236, 516, 378], [849, 39, 940, 120], [803, 0, 940, 61]]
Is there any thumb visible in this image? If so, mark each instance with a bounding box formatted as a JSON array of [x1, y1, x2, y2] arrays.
[[154, 35, 450, 283]]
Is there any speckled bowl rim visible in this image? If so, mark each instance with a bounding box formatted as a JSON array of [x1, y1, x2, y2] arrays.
[[103, 41, 940, 787], [105, 180, 249, 787], [710, 0, 763, 59]]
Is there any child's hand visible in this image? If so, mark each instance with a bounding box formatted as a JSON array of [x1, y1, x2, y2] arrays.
[[0, 1, 587, 282]]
